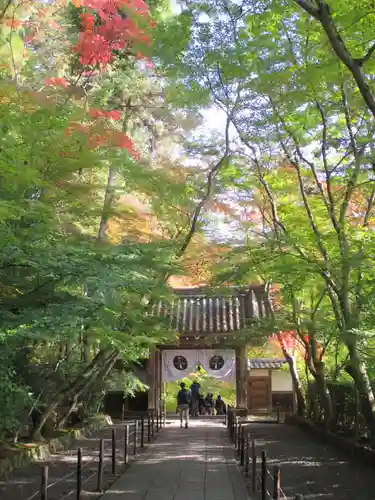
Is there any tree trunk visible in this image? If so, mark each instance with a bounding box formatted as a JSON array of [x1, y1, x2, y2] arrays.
[[66, 338, 74, 361], [341, 302, 375, 439], [304, 360, 314, 419], [58, 341, 66, 361], [346, 348, 375, 440], [277, 335, 305, 415], [57, 352, 118, 429], [314, 361, 333, 430], [30, 349, 113, 440], [96, 108, 131, 241], [30, 400, 59, 441], [286, 353, 306, 416], [83, 334, 91, 363], [305, 330, 333, 429], [307, 381, 317, 420], [57, 402, 78, 430], [98, 166, 117, 240]]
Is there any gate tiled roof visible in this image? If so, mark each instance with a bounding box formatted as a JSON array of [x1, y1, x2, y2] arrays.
[[249, 358, 286, 369], [151, 284, 272, 335]]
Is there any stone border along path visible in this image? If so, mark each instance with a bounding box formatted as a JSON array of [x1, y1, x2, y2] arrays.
[[100, 418, 249, 500], [248, 422, 375, 499], [0, 419, 152, 500]]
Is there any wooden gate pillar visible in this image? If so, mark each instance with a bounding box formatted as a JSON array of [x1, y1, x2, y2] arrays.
[[236, 345, 249, 413], [147, 349, 160, 410], [154, 348, 161, 412]]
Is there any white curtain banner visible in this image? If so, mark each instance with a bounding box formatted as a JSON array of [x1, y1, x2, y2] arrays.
[[161, 349, 235, 383], [161, 350, 198, 382], [200, 349, 236, 382]]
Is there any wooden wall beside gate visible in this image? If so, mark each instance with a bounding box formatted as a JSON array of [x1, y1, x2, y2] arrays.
[[247, 376, 271, 412]]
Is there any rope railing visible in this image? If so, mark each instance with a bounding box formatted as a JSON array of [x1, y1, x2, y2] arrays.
[[227, 408, 304, 500], [26, 408, 164, 500]]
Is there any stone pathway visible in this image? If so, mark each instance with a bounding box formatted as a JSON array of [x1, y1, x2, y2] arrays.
[[248, 422, 375, 499], [101, 418, 249, 500], [5, 417, 375, 500]]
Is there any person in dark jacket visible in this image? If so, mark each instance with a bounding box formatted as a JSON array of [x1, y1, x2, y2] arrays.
[[177, 382, 191, 428], [204, 393, 214, 415], [190, 380, 201, 417], [198, 394, 205, 415], [215, 395, 226, 415]]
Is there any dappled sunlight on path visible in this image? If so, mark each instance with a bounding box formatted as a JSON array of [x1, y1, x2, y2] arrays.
[[101, 418, 248, 500], [249, 423, 375, 499]]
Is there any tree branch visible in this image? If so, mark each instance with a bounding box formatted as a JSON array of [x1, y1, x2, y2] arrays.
[[208, 68, 342, 299], [341, 85, 357, 157], [364, 187, 375, 227], [315, 100, 341, 234], [271, 107, 331, 266], [295, 0, 375, 118], [173, 87, 240, 260], [293, 0, 319, 17], [293, 157, 330, 264], [228, 109, 340, 293], [0, 0, 13, 21], [230, 121, 286, 237], [310, 288, 326, 320], [176, 155, 227, 258], [274, 96, 340, 238], [97, 99, 132, 241], [355, 41, 375, 67], [353, 186, 375, 317]]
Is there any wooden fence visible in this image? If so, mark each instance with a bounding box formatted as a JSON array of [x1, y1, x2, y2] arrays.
[[32, 409, 163, 500], [227, 408, 304, 500]]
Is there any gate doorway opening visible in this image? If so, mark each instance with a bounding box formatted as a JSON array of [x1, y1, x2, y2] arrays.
[[165, 375, 235, 416]]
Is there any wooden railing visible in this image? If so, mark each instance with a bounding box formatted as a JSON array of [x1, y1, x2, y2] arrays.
[[227, 408, 304, 500], [32, 410, 164, 500]]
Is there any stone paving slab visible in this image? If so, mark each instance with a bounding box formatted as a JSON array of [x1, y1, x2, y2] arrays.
[[101, 419, 249, 500]]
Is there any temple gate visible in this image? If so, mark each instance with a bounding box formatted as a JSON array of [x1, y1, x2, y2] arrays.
[[147, 284, 272, 414]]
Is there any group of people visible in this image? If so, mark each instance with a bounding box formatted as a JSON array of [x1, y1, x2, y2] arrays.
[[176, 380, 226, 429]]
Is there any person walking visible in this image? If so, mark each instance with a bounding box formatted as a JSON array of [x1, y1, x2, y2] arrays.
[[215, 395, 226, 415], [177, 382, 191, 428], [204, 393, 214, 415], [190, 379, 201, 417]]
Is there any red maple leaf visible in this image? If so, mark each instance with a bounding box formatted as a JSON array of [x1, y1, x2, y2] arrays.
[[72, 0, 153, 67], [74, 32, 114, 67], [65, 122, 90, 136], [89, 108, 122, 120], [88, 133, 108, 148], [272, 331, 298, 352], [103, 130, 140, 158], [45, 77, 70, 88], [80, 12, 96, 31], [4, 18, 22, 29]]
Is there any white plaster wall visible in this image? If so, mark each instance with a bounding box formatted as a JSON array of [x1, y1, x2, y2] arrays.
[[249, 369, 269, 377], [271, 370, 293, 392]]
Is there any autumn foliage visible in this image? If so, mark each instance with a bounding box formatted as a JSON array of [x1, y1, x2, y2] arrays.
[[1, 0, 156, 160], [270, 331, 298, 352], [73, 0, 152, 67], [68, 0, 154, 157]]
